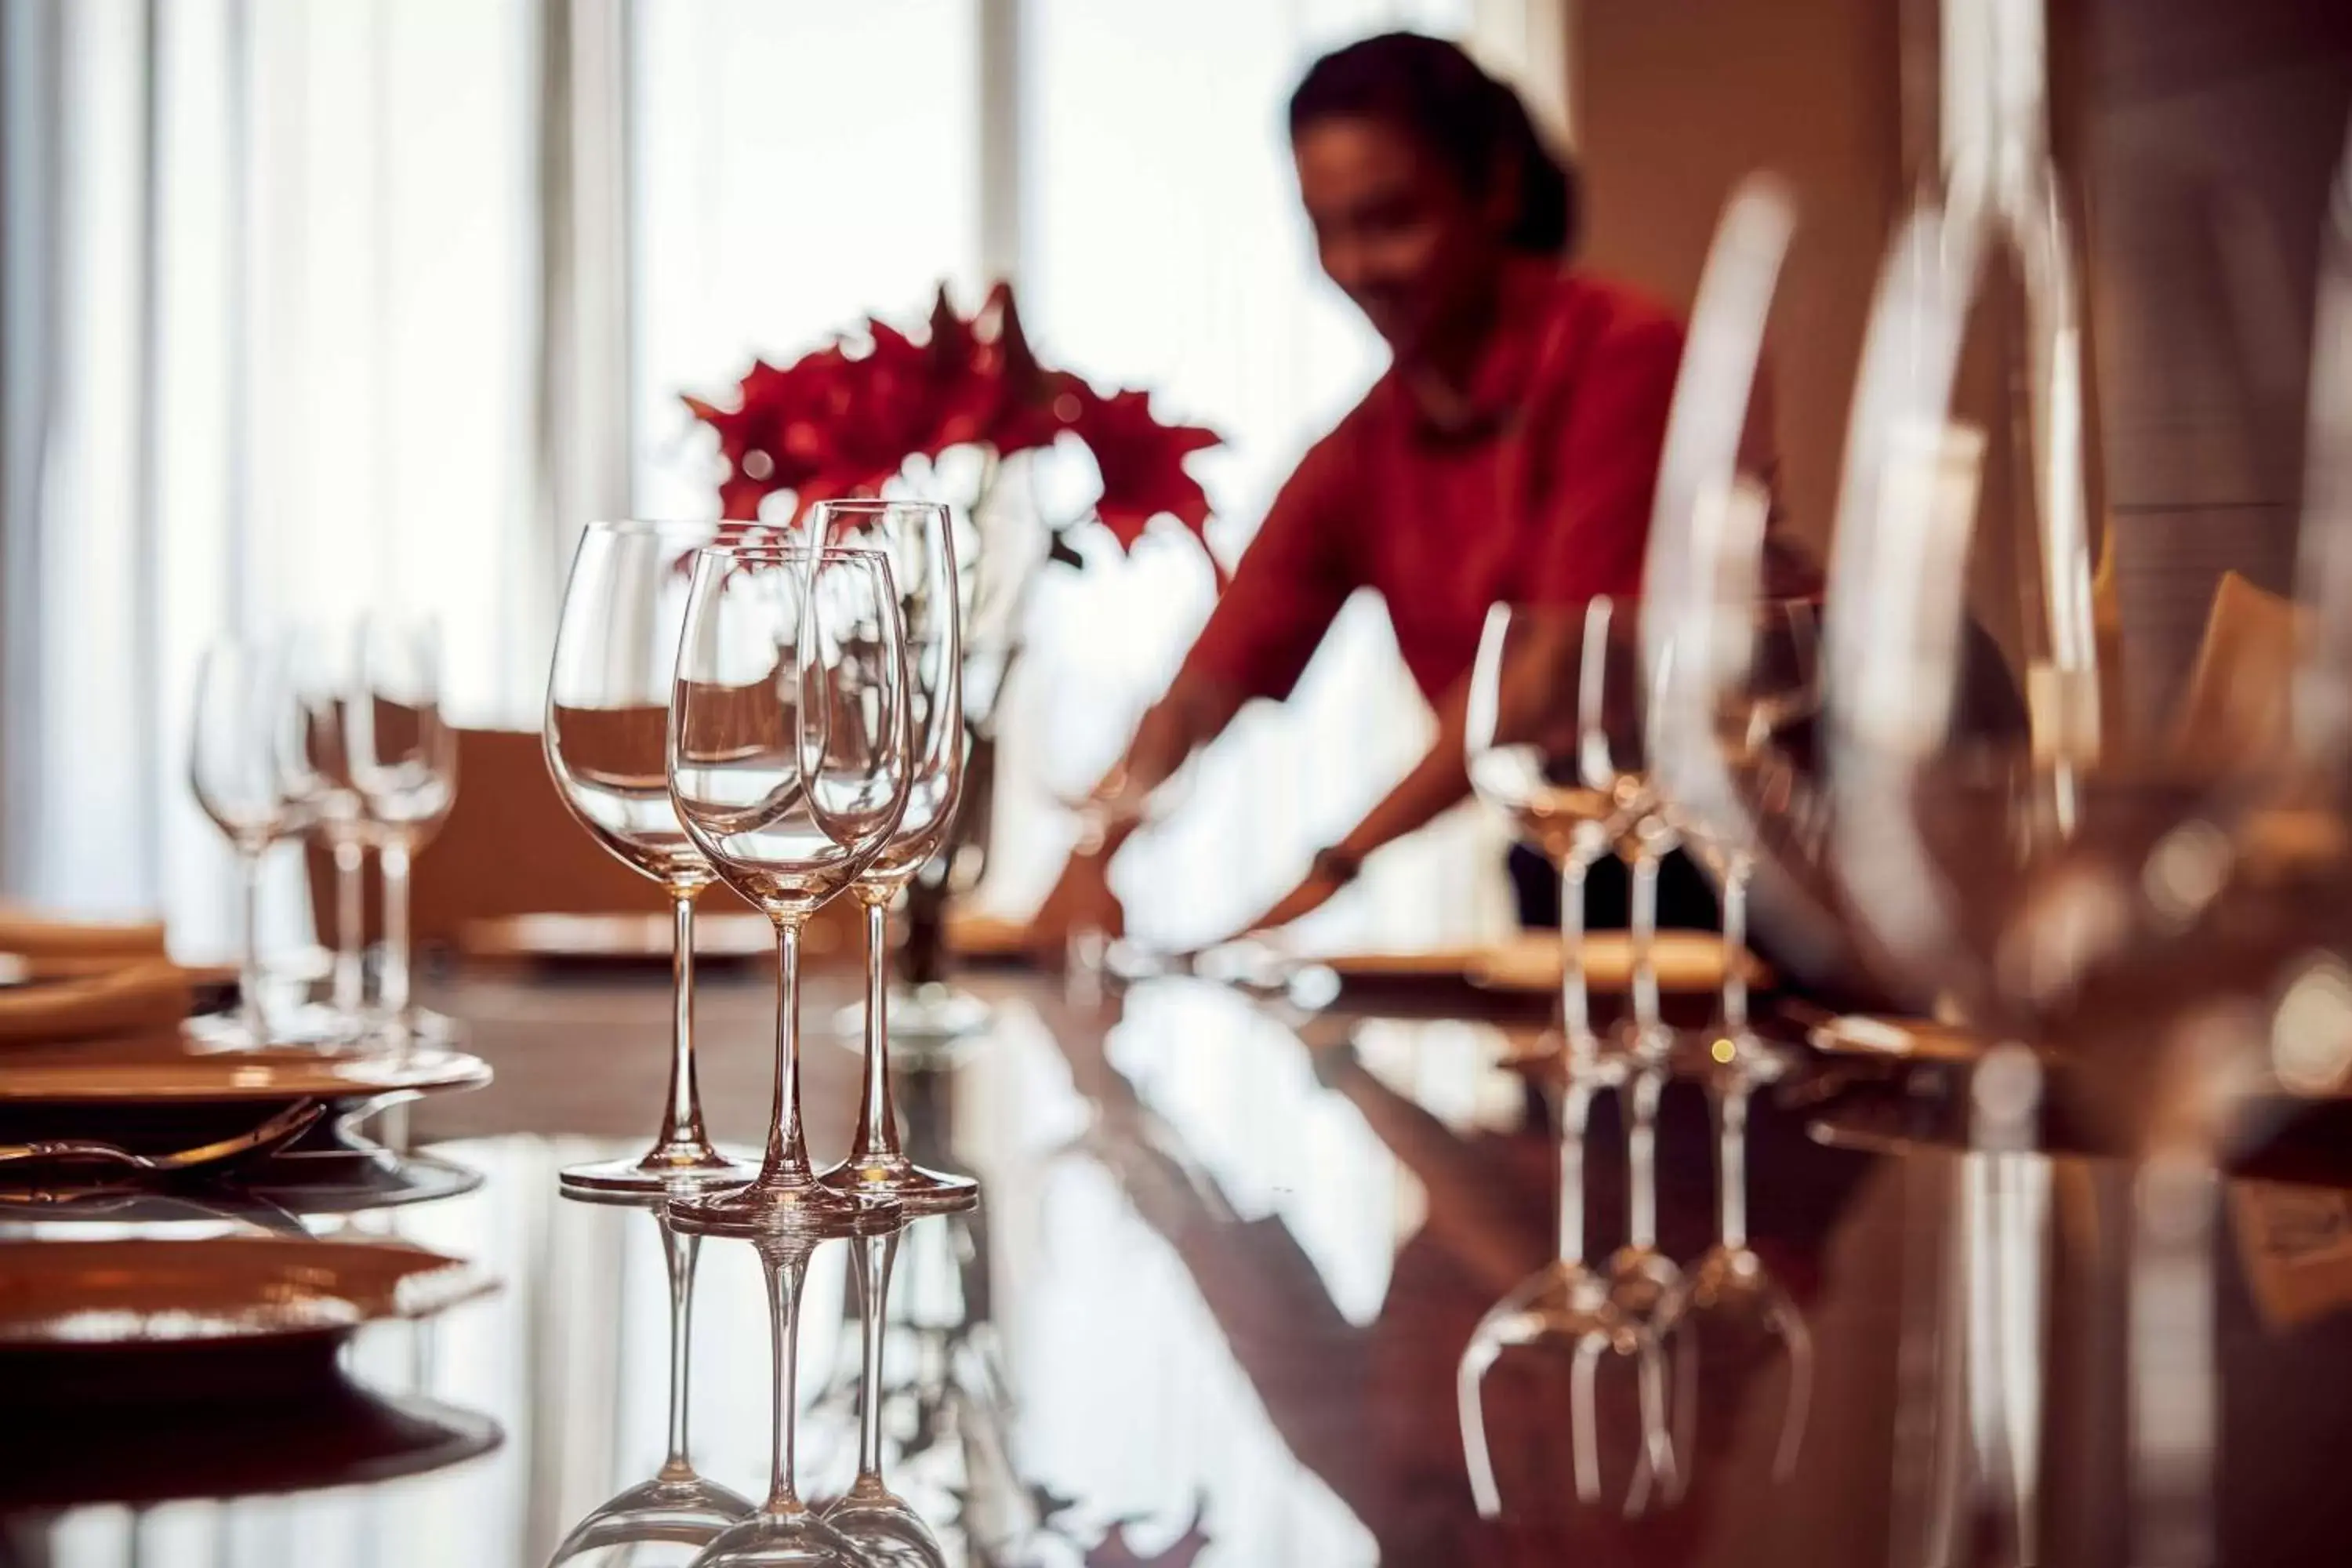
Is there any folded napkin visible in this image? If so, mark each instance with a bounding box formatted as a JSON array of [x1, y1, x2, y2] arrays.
[[1465, 931, 1772, 995], [0, 958, 192, 1045], [0, 907, 169, 962]]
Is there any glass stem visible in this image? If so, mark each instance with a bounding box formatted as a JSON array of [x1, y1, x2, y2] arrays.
[[1719, 1074, 1752, 1254], [658, 1218, 702, 1481], [851, 893, 900, 1164], [332, 831, 366, 1013], [764, 918, 811, 1183], [1722, 857, 1752, 1036], [1557, 848, 1594, 1058], [1631, 842, 1663, 1044], [1629, 1068, 1663, 1252], [238, 845, 267, 1042], [379, 837, 413, 1022], [653, 887, 712, 1160], [759, 1243, 812, 1517], [855, 1229, 899, 1484], [1556, 1074, 1596, 1268]]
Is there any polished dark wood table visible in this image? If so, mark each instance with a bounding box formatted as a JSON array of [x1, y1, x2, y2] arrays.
[[5, 964, 2351, 1566]]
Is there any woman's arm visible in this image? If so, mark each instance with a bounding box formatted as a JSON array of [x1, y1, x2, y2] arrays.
[[1028, 421, 1364, 949], [1237, 676, 1473, 932]]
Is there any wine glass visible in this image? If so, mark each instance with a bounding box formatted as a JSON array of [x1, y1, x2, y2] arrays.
[[1457, 1063, 1675, 1517], [690, 1231, 871, 1567], [1636, 172, 1834, 1061], [347, 615, 459, 1044], [805, 503, 977, 1217], [824, 1222, 949, 1568], [547, 1200, 754, 1563], [273, 625, 372, 1047], [546, 521, 760, 1196], [666, 543, 912, 1240], [190, 637, 307, 1047], [1465, 603, 1628, 1062]]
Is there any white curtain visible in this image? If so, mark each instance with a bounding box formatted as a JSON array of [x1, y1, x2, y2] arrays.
[[2, 0, 579, 953]]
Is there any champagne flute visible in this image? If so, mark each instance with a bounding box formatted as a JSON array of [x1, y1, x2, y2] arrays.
[[347, 615, 459, 1044], [546, 1201, 753, 1563], [666, 543, 911, 1240], [546, 521, 759, 1196], [806, 503, 976, 1216], [825, 1221, 949, 1568], [190, 637, 307, 1047]]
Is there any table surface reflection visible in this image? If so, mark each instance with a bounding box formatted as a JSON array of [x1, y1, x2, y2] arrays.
[[6, 967, 2352, 1567]]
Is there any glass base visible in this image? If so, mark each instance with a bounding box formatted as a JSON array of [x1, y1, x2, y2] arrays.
[[558, 1144, 760, 1202], [547, 1473, 756, 1564], [688, 1508, 866, 1567], [884, 983, 993, 1043], [371, 1005, 463, 1047], [817, 1152, 978, 1215], [184, 1006, 357, 1054], [666, 1174, 902, 1240]]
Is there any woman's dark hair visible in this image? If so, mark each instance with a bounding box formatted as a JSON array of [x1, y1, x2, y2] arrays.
[[1288, 31, 1578, 257]]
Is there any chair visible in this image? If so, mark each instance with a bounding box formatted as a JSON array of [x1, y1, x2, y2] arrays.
[[2169, 570, 2301, 765], [305, 728, 855, 966]]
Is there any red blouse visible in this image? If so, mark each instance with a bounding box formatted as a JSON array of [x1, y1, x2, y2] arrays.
[[1182, 260, 1686, 706]]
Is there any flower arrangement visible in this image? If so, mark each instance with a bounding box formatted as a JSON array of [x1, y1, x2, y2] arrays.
[[684, 283, 1224, 580]]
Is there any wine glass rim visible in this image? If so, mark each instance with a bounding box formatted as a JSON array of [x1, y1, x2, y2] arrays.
[[806, 498, 949, 515], [691, 542, 891, 561]]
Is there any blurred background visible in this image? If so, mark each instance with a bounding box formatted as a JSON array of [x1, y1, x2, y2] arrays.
[[3, 0, 2349, 961]]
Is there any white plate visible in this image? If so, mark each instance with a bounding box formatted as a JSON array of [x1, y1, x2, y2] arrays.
[[0, 1042, 492, 1105], [0, 1236, 491, 1348]]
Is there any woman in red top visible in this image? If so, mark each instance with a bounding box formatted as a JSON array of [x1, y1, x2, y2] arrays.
[[1033, 32, 1717, 946]]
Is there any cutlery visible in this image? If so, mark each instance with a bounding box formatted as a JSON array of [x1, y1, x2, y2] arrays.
[[0, 1098, 327, 1178]]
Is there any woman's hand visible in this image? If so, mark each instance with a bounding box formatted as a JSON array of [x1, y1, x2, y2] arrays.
[[1236, 855, 1354, 938], [1026, 846, 1126, 959]]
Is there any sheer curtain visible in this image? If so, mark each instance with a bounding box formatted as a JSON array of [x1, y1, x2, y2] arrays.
[[1, 0, 552, 952]]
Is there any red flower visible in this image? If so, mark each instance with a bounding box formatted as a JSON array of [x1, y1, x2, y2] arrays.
[[1067, 386, 1222, 569], [684, 350, 843, 518], [682, 281, 1225, 584]]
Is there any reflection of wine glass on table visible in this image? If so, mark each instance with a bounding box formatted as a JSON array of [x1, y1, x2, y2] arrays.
[[824, 1224, 948, 1568], [690, 1231, 870, 1568], [546, 520, 758, 1198], [546, 1199, 753, 1563], [1653, 1057, 1811, 1497], [1458, 1062, 1675, 1516], [1604, 1063, 1682, 1332]]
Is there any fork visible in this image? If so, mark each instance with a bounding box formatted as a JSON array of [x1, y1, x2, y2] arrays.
[[0, 1098, 328, 1178]]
